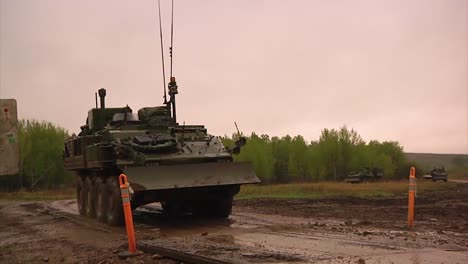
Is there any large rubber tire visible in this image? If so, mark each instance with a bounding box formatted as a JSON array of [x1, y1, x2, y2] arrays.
[[76, 176, 87, 216], [213, 197, 233, 218], [161, 201, 185, 217], [106, 177, 124, 226], [193, 197, 233, 218], [95, 177, 107, 223], [85, 177, 96, 218], [160, 201, 170, 211]]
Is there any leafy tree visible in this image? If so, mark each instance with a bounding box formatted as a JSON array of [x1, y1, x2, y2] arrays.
[[223, 126, 409, 183], [17, 120, 72, 189]]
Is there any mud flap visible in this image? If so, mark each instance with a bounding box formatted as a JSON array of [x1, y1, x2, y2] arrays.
[[121, 162, 260, 191]]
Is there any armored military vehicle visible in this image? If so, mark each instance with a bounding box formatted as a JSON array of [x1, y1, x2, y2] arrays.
[[63, 82, 259, 225], [423, 167, 448, 182], [344, 167, 384, 184]]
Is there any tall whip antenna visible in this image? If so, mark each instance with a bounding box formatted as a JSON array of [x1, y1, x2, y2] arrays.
[[158, 0, 168, 104], [170, 0, 174, 78]]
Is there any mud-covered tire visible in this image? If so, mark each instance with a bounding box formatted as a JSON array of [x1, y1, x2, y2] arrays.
[[213, 197, 233, 218], [160, 201, 169, 211], [161, 201, 184, 217], [192, 202, 208, 217], [85, 177, 96, 218], [193, 197, 233, 218], [77, 177, 87, 216], [106, 177, 124, 226], [95, 177, 107, 223]]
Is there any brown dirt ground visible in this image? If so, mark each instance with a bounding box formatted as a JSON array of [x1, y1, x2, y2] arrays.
[[0, 201, 177, 264], [0, 183, 467, 263], [234, 183, 468, 234]]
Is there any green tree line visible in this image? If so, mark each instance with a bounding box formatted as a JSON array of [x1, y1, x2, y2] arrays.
[[223, 126, 414, 183], [0, 119, 73, 191], [1, 121, 414, 190]]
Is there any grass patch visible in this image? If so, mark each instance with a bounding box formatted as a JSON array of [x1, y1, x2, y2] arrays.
[[237, 180, 457, 200], [448, 168, 468, 179], [0, 189, 75, 201], [1, 181, 458, 201]]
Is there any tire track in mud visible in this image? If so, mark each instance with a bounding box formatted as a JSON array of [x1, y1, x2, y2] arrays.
[[52, 198, 468, 263], [0, 201, 177, 264], [47, 201, 307, 263], [47, 200, 468, 264], [4, 184, 468, 264]]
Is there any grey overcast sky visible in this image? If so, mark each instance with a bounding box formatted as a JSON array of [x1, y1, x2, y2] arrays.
[[0, 0, 467, 154]]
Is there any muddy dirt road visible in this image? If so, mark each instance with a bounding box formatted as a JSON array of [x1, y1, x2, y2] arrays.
[[1, 183, 467, 264]]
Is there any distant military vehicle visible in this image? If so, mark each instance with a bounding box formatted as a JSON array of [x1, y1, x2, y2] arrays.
[[344, 168, 384, 184], [63, 86, 259, 225], [423, 167, 448, 182]]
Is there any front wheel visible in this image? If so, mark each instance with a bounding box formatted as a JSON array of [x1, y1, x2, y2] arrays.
[[105, 177, 124, 226], [161, 201, 188, 217], [193, 197, 233, 218], [85, 177, 96, 218], [77, 176, 87, 216], [95, 177, 108, 223], [213, 197, 233, 218]]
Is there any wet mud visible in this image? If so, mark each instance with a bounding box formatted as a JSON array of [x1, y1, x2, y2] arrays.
[[235, 182, 468, 234], [1, 183, 468, 263]]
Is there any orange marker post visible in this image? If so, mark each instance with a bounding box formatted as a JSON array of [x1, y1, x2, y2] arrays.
[[408, 167, 416, 228], [119, 174, 137, 253]]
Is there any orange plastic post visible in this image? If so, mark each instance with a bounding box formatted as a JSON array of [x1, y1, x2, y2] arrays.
[[119, 174, 137, 253], [408, 167, 416, 228]]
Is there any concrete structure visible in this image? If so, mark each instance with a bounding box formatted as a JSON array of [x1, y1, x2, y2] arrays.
[[0, 99, 19, 176]]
